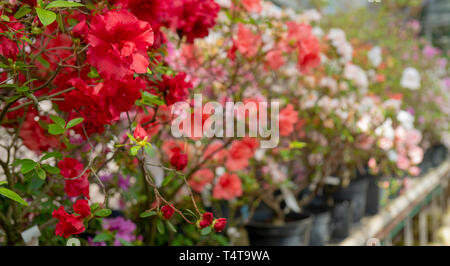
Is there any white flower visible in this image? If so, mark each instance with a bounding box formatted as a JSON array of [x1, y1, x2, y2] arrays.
[[343, 64, 368, 92], [301, 9, 321, 22], [327, 28, 353, 63], [400, 67, 421, 90], [375, 118, 395, 140], [357, 115, 371, 132], [388, 150, 398, 162], [397, 110, 414, 129], [368, 46, 382, 67]]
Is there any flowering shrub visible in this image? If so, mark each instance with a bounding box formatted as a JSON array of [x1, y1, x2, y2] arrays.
[[0, 0, 448, 246]]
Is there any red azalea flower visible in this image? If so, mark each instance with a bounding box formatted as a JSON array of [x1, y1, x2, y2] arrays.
[[134, 124, 148, 141], [225, 138, 259, 171], [198, 212, 214, 229], [58, 158, 90, 198], [154, 72, 192, 106], [0, 13, 24, 60], [87, 9, 154, 80], [285, 22, 321, 73], [213, 173, 243, 200], [279, 104, 298, 137], [161, 205, 175, 219], [189, 168, 214, 193], [18, 108, 60, 153], [213, 218, 227, 232], [73, 199, 91, 218], [233, 23, 261, 58], [169, 147, 188, 171], [52, 206, 86, 238], [168, 0, 220, 43]]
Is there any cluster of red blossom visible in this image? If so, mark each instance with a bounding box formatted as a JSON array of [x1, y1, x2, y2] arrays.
[[1, 0, 219, 151], [161, 205, 226, 233], [53, 158, 91, 237]]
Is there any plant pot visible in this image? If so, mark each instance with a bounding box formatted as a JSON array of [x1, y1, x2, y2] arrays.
[[365, 176, 380, 216], [303, 194, 332, 246], [431, 144, 448, 167], [307, 208, 332, 246], [245, 213, 312, 246], [333, 178, 369, 223], [251, 202, 276, 223], [330, 200, 353, 240]]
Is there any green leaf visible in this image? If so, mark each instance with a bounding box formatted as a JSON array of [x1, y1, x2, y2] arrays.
[[162, 172, 175, 187], [166, 220, 177, 233], [48, 124, 65, 135], [130, 146, 140, 156], [0, 181, 7, 186], [156, 219, 165, 234], [35, 7, 56, 26], [95, 209, 112, 217], [140, 210, 157, 218], [1, 14, 10, 22], [91, 203, 100, 211], [0, 187, 29, 206], [127, 132, 138, 143], [290, 141, 307, 149], [50, 115, 66, 128], [46, 1, 84, 9], [36, 168, 46, 180], [92, 232, 113, 243], [117, 238, 134, 246], [16, 86, 29, 93], [36, 56, 50, 68], [14, 5, 31, 19], [140, 91, 165, 106], [40, 151, 62, 161], [18, 159, 37, 174], [66, 117, 84, 129], [200, 226, 212, 236], [41, 164, 60, 174]]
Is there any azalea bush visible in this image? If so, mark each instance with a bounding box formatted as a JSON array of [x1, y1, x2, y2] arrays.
[[0, 0, 448, 246]]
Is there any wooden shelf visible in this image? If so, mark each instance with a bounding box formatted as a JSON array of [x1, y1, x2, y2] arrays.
[[338, 160, 450, 246]]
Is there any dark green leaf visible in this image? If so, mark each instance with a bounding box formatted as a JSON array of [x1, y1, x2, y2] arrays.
[[48, 124, 65, 135], [41, 164, 60, 174], [156, 219, 165, 234], [40, 151, 63, 161], [19, 159, 37, 174], [14, 5, 31, 19], [139, 210, 157, 218], [117, 238, 133, 246], [36, 168, 46, 180], [166, 220, 177, 233], [92, 232, 113, 243], [95, 209, 112, 217], [0, 187, 29, 206], [50, 115, 66, 128]]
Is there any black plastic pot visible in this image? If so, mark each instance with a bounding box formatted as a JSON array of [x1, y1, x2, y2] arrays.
[[333, 178, 369, 223], [431, 144, 448, 167], [330, 200, 353, 240], [303, 194, 332, 246], [251, 202, 276, 223], [246, 213, 312, 246], [365, 176, 380, 216], [308, 208, 332, 246]]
